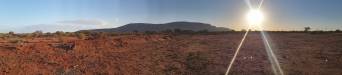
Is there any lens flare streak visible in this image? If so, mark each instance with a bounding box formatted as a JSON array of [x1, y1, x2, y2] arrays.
[[224, 26, 251, 75], [259, 26, 285, 75], [258, 0, 264, 9], [225, 0, 285, 75], [244, 0, 253, 9]]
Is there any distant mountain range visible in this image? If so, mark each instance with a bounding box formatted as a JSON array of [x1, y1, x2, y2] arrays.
[[84, 21, 231, 32]]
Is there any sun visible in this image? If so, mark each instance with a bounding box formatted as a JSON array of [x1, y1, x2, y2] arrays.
[[246, 9, 264, 26]]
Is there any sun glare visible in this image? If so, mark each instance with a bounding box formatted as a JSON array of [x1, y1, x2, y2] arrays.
[[246, 9, 264, 26]]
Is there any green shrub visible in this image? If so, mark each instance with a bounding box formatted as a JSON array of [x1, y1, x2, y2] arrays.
[[9, 38, 24, 44], [76, 32, 86, 39], [55, 31, 65, 36], [89, 32, 108, 39], [32, 30, 43, 37]]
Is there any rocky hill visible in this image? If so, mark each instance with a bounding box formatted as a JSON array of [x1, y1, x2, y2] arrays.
[[86, 21, 231, 32]]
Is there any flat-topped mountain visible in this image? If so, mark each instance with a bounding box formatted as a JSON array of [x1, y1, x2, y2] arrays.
[[85, 21, 231, 32]]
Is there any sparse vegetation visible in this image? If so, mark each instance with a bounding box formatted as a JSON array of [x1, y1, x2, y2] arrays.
[[76, 32, 86, 39], [144, 31, 157, 35], [55, 31, 65, 36], [8, 31, 14, 35], [8, 38, 24, 44], [32, 30, 43, 37], [0, 31, 340, 75], [88, 32, 108, 39], [186, 52, 209, 75]]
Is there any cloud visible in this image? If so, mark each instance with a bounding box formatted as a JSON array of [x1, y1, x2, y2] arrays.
[[17, 24, 100, 33], [9, 19, 113, 33], [57, 19, 107, 26]]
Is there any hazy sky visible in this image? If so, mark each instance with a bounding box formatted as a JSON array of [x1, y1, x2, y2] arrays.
[[0, 0, 341, 32]]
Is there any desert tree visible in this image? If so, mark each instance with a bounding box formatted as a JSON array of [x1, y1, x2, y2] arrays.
[[54, 31, 66, 42], [45, 32, 53, 37], [32, 30, 43, 37], [8, 31, 15, 36], [54, 31, 65, 37], [335, 29, 341, 32], [8, 31, 14, 35], [304, 27, 311, 32], [64, 32, 73, 37], [6, 31, 16, 39], [76, 32, 86, 40]]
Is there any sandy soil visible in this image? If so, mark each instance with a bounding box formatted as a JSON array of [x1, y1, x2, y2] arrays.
[[0, 32, 341, 75]]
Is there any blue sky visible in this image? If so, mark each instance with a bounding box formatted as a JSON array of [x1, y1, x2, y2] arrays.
[[0, 0, 341, 32]]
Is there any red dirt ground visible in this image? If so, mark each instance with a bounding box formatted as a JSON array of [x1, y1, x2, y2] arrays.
[[0, 32, 341, 75]]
